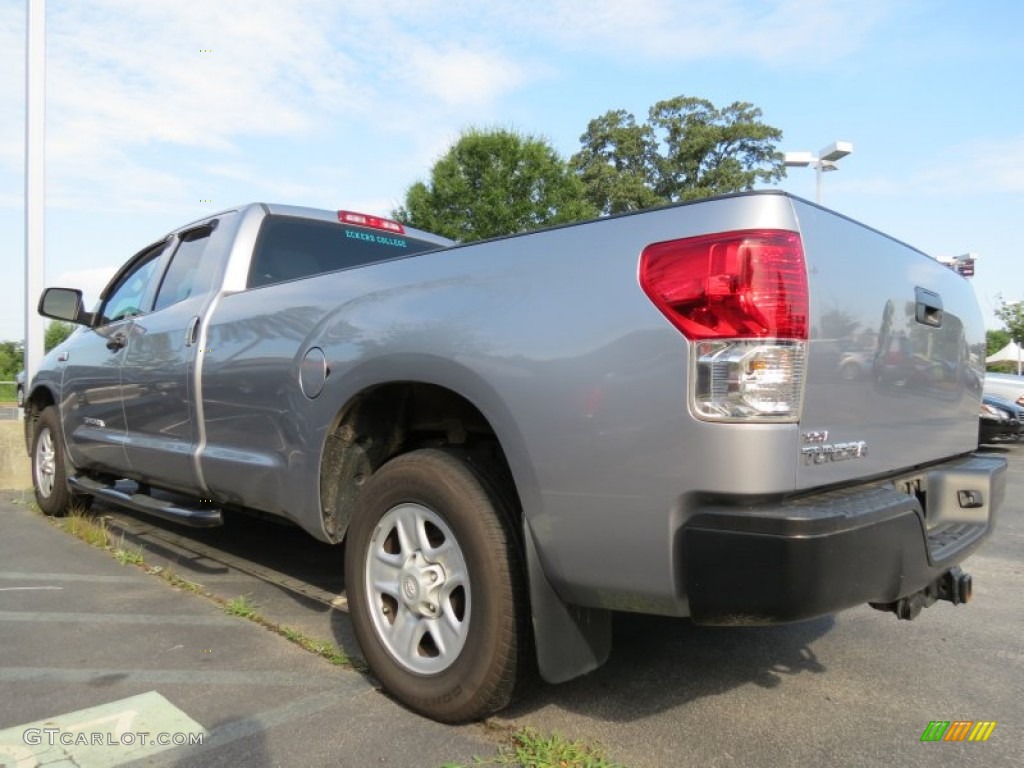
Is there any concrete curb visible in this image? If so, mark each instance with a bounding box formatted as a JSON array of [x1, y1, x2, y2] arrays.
[[0, 421, 30, 492]]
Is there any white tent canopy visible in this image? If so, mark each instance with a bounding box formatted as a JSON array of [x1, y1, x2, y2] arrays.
[[987, 341, 1024, 364]]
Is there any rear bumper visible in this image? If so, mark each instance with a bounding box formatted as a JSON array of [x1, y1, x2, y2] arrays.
[[681, 454, 1005, 625]]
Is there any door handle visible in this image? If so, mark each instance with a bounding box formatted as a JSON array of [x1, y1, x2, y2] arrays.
[[915, 287, 943, 328], [185, 315, 200, 347], [106, 332, 127, 351]]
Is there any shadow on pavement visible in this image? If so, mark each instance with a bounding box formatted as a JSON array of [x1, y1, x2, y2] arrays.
[[502, 612, 833, 723]]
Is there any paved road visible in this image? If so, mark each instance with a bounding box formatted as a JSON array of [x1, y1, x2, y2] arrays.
[[0, 501, 498, 767], [3, 442, 1021, 766]]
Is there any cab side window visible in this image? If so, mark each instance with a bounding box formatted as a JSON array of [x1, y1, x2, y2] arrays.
[[153, 226, 216, 312], [98, 246, 166, 326]]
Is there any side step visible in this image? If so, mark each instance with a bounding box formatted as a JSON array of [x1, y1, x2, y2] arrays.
[[69, 475, 223, 528]]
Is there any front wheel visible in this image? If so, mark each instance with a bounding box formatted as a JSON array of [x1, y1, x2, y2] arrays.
[[32, 406, 89, 516], [344, 449, 526, 723]]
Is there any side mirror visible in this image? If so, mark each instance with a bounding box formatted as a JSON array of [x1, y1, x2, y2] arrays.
[[38, 287, 93, 326]]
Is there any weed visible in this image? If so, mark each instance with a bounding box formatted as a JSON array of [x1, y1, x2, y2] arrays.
[[145, 564, 204, 594], [62, 508, 109, 548], [448, 728, 625, 768], [226, 594, 259, 619], [112, 534, 145, 566], [162, 570, 205, 594], [279, 625, 359, 668]]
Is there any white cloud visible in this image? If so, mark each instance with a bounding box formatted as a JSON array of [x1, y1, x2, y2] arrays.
[[46, 0, 353, 150], [0, 0, 361, 217], [946, 138, 1024, 194], [374, 0, 897, 65], [845, 137, 1024, 199], [406, 45, 529, 106], [1, 0, 903, 219], [0, 4, 26, 174], [0, 0, 547, 217], [51, 265, 117, 308]]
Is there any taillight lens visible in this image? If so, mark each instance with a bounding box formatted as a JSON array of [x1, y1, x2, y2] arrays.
[[639, 229, 807, 340], [639, 229, 809, 422]]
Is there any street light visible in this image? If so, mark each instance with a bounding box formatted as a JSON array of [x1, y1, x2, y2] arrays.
[[784, 140, 854, 204], [24, 0, 47, 422]]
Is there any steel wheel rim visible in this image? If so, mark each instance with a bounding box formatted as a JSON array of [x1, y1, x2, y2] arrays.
[[365, 502, 471, 675], [34, 426, 56, 498]]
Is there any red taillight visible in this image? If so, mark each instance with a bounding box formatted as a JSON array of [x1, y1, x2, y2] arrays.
[[639, 230, 808, 340], [338, 210, 406, 234]]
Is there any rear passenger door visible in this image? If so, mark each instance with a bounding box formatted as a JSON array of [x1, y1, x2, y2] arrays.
[[120, 219, 225, 493]]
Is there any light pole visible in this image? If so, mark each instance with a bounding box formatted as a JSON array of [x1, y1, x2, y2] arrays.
[[784, 141, 853, 204], [24, 0, 46, 420]]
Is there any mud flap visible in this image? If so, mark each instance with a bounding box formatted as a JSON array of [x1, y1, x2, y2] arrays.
[[523, 519, 611, 683]]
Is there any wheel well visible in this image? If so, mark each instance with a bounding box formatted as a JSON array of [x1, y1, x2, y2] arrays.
[[319, 382, 519, 543], [22, 388, 55, 454]]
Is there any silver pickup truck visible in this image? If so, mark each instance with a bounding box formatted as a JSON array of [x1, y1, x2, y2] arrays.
[[25, 193, 1005, 722]]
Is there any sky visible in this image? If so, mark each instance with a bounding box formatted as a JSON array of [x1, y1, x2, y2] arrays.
[[1, 0, 1022, 344]]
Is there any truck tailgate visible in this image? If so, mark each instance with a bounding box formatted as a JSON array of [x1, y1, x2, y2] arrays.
[[794, 200, 983, 490]]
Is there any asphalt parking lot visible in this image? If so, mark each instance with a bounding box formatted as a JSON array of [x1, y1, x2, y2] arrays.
[[1, 441, 1021, 767]]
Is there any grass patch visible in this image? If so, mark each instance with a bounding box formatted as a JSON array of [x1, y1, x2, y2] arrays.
[[280, 625, 358, 667], [445, 728, 625, 768], [62, 507, 110, 548], [226, 596, 361, 668], [147, 565, 205, 594], [112, 534, 145, 566], [226, 594, 259, 619]]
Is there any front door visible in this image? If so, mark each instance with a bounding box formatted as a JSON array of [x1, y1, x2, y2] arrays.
[[61, 243, 167, 474]]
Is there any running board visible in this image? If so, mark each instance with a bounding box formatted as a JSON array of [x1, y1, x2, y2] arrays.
[[68, 475, 223, 528]]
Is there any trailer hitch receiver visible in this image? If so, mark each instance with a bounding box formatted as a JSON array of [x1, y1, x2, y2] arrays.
[[869, 567, 973, 621]]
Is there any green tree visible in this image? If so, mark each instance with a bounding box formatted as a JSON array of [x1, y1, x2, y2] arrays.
[[987, 328, 1011, 356], [572, 95, 786, 215], [0, 340, 23, 379], [45, 320, 75, 352], [394, 128, 597, 242], [570, 110, 662, 216], [994, 298, 1024, 344]]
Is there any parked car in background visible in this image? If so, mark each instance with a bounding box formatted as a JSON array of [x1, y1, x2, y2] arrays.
[[837, 350, 870, 380], [979, 393, 1024, 445], [983, 372, 1024, 407]]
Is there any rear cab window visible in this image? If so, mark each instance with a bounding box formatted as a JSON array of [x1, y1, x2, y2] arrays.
[[152, 223, 219, 312], [248, 215, 442, 289]]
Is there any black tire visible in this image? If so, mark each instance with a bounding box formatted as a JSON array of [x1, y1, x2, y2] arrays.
[[31, 406, 90, 516], [345, 449, 526, 723]]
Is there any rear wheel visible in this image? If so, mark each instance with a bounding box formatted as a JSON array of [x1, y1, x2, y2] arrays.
[[32, 406, 90, 516], [345, 449, 525, 723]]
